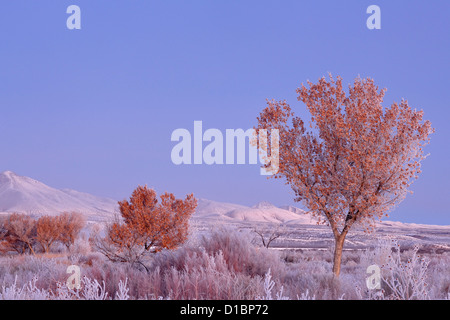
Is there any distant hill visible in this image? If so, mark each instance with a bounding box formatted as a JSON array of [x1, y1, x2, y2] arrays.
[[0, 171, 317, 225], [2, 171, 445, 230], [194, 198, 317, 224], [0, 171, 318, 224], [0, 171, 118, 222]]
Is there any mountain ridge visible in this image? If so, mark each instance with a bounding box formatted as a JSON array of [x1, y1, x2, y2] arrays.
[[1, 171, 447, 229], [0, 171, 315, 224], [0, 171, 118, 221]]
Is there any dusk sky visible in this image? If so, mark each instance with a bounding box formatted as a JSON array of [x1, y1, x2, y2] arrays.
[[0, 1, 449, 225]]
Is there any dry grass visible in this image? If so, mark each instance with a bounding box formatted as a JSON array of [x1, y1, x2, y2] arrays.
[[0, 225, 449, 300]]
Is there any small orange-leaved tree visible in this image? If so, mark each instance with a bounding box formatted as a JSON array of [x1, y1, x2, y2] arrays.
[[93, 185, 197, 269], [35, 215, 60, 253], [1, 212, 86, 254], [255, 75, 434, 276], [57, 212, 86, 250], [0, 213, 37, 255]]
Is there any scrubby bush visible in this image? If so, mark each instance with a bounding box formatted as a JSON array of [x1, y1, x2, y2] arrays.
[[381, 242, 430, 300], [355, 239, 450, 300], [154, 226, 284, 278], [426, 253, 450, 299], [92, 186, 197, 269]]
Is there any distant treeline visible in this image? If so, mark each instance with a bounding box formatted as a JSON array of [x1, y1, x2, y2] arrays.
[[0, 212, 85, 255]]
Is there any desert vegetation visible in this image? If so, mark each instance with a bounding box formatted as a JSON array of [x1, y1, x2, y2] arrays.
[[0, 224, 449, 300], [0, 212, 85, 255], [0, 179, 448, 300]]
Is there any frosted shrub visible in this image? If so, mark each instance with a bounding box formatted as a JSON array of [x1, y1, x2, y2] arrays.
[[358, 239, 431, 300], [23, 276, 50, 300], [0, 276, 27, 300], [297, 289, 316, 300], [115, 278, 130, 300], [159, 250, 264, 300], [422, 252, 450, 299], [281, 254, 356, 300], [53, 276, 128, 300], [150, 226, 284, 285], [0, 276, 50, 300], [68, 253, 83, 265], [257, 268, 276, 300], [79, 276, 109, 300], [360, 237, 394, 269], [68, 237, 92, 256], [0, 273, 132, 300], [199, 226, 284, 278], [53, 282, 73, 300], [257, 269, 316, 300], [257, 269, 289, 300], [381, 242, 430, 300], [355, 285, 385, 300], [0, 255, 68, 292]]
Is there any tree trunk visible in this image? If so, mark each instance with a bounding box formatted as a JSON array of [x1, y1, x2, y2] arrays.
[[332, 235, 346, 277], [28, 242, 36, 255]]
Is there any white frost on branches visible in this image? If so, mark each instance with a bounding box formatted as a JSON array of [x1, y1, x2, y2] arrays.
[[0, 275, 129, 300], [381, 242, 430, 300]]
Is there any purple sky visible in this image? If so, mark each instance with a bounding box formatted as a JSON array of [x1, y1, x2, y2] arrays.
[[0, 1, 449, 225]]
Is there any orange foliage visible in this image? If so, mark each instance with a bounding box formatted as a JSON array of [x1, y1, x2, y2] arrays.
[[255, 75, 434, 275], [95, 185, 197, 266], [0, 212, 86, 255], [0, 213, 37, 254], [58, 212, 85, 250], [36, 215, 60, 253]]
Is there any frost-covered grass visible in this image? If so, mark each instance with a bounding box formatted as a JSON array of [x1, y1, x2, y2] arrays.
[[0, 226, 449, 300]]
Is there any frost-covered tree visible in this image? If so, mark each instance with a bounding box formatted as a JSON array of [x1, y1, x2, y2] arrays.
[[35, 215, 60, 253], [93, 185, 197, 269], [57, 212, 85, 250], [0, 213, 37, 255], [255, 75, 434, 276]]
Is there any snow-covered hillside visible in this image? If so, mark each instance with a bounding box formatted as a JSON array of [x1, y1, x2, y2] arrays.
[[1, 171, 447, 231], [194, 199, 317, 224], [0, 171, 118, 221], [0, 171, 318, 224]]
